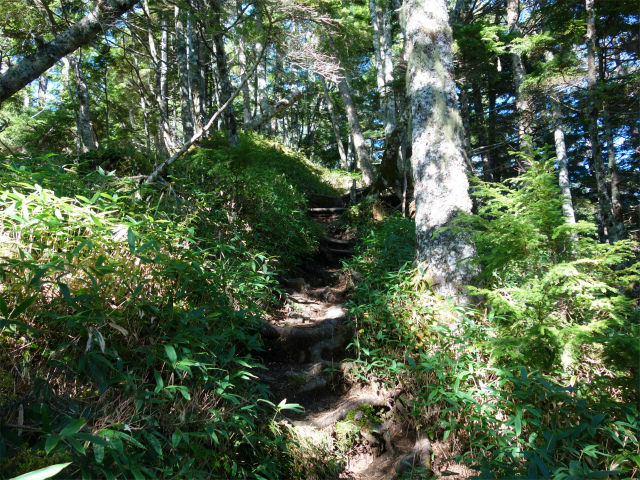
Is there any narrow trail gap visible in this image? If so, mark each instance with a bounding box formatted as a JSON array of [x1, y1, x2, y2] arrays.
[[257, 193, 441, 480]]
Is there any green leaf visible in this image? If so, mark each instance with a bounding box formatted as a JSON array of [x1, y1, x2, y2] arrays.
[[521, 366, 527, 382], [72, 241, 91, 256], [94, 444, 105, 464], [29, 268, 48, 286], [74, 433, 109, 446], [515, 415, 522, 436], [58, 283, 75, 305], [44, 435, 60, 454], [41, 405, 51, 434], [154, 370, 164, 391], [534, 454, 550, 478], [130, 468, 145, 480], [178, 386, 191, 400], [67, 437, 86, 455], [9, 462, 72, 480], [59, 418, 85, 437], [127, 228, 136, 253], [164, 345, 177, 365], [590, 413, 606, 427], [10, 295, 37, 320], [0, 295, 8, 318], [172, 431, 182, 448], [90, 215, 103, 227], [145, 432, 163, 457]]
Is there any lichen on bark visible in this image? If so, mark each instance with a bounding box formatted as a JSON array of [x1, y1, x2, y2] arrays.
[[404, 0, 477, 301]]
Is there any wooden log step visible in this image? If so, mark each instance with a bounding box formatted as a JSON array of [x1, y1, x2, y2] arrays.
[[328, 248, 353, 255], [307, 207, 347, 214], [324, 237, 352, 246]]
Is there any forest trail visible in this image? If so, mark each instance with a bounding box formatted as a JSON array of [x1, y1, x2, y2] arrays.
[[258, 195, 471, 480]]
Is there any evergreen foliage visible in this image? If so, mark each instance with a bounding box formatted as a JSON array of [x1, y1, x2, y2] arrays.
[[342, 162, 639, 479]]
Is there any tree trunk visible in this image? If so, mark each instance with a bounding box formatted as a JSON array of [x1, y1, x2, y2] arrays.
[[599, 52, 625, 240], [338, 76, 374, 185], [586, 0, 617, 243], [243, 89, 302, 131], [212, 0, 239, 146], [369, 0, 387, 130], [472, 83, 493, 182], [237, 0, 252, 124], [189, 15, 203, 132], [175, 7, 194, 143], [458, 86, 472, 170], [347, 134, 355, 171], [552, 98, 576, 226], [404, 0, 476, 300], [68, 51, 97, 152], [487, 79, 499, 181], [380, 1, 396, 138], [143, 0, 173, 155], [0, 0, 139, 105], [320, 77, 347, 168], [255, 4, 271, 134], [372, 115, 406, 198], [369, 0, 396, 141], [507, 0, 532, 158], [37, 75, 48, 106]]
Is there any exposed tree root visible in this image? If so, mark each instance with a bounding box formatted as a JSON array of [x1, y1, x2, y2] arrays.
[[292, 390, 394, 430]]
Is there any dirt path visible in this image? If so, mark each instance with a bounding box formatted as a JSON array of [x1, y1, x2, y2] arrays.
[[258, 197, 471, 479]]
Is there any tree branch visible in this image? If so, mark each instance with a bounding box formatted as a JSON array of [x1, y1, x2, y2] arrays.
[[242, 88, 302, 131], [0, 0, 140, 106]]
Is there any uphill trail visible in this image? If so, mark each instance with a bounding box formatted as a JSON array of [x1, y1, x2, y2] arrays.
[[257, 193, 472, 480]]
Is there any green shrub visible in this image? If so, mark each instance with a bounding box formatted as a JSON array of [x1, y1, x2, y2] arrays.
[[341, 164, 639, 480], [0, 148, 318, 478]]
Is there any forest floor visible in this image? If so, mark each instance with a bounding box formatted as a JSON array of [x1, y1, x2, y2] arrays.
[[258, 198, 475, 479]]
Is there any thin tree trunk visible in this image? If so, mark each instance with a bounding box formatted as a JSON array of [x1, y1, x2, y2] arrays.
[[320, 77, 347, 168], [255, 4, 270, 134], [449, 0, 472, 25], [212, 0, 239, 146], [338, 75, 374, 185], [145, 16, 269, 183], [586, 0, 617, 243], [369, 0, 387, 128], [175, 7, 194, 143], [68, 51, 97, 152], [552, 98, 576, 225], [188, 14, 203, 132], [104, 74, 109, 148], [507, 0, 532, 158], [347, 134, 355, 171], [37, 75, 48, 106], [487, 80, 499, 181], [599, 52, 625, 239], [404, 0, 476, 300], [237, 0, 252, 124], [473, 83, 493, 182], [458, 86, 472, 171], [143, 0, 173, 155], [381, 1, 396, 137]]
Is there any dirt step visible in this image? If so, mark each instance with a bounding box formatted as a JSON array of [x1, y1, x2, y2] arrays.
[[307, 207, 347, 214]]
